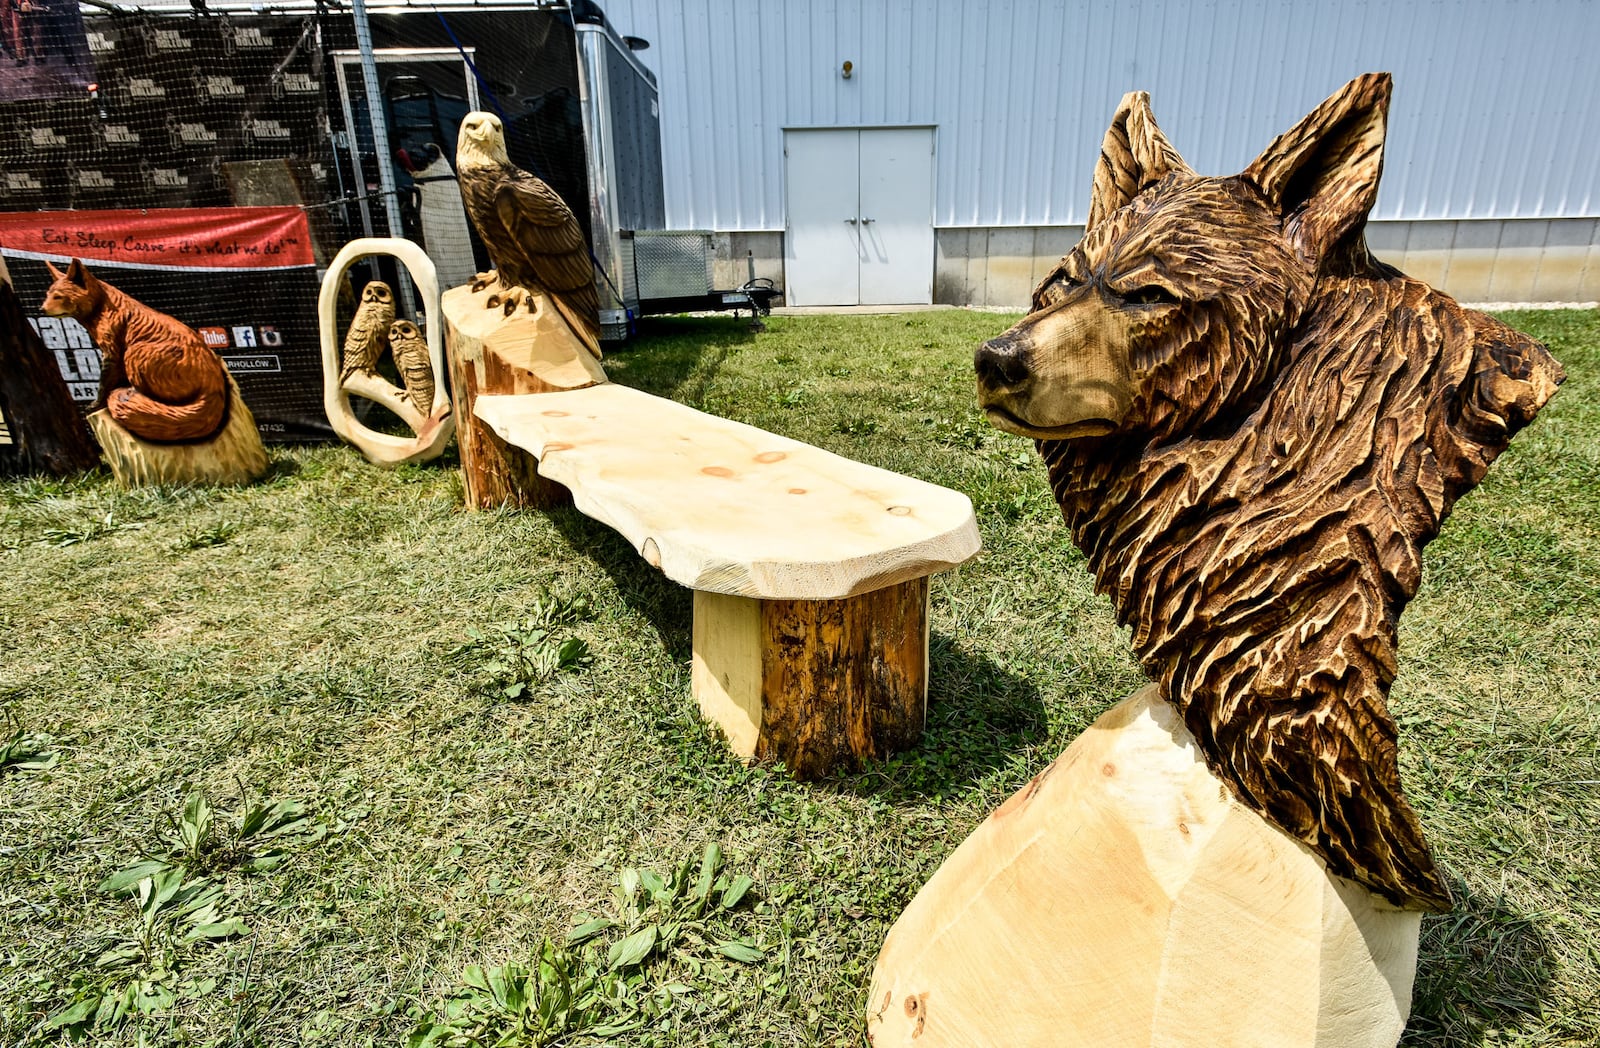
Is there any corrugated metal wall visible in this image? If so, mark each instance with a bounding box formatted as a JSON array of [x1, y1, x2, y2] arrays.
[[599, 0, 1600, 231]]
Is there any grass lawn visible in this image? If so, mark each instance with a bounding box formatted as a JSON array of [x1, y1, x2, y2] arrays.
[[1, 308, 1596, 1047]]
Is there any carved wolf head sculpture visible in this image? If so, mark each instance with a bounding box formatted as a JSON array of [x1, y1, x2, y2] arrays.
[[975, 73, 1564, 910]]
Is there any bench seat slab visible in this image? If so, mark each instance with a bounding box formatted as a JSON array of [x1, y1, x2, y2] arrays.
[[473, 384, 980, 601], [470, 381, 976, 777]]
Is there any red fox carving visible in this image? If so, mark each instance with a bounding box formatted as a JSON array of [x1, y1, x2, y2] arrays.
[[40, 258, 229, 444]]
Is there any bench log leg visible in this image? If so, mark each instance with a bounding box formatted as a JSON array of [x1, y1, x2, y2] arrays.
[[691, 578, 929, 779], [446, 318, 573, 510]]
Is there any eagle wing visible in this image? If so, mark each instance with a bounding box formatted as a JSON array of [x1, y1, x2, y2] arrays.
[[492, 169, 600, 341]]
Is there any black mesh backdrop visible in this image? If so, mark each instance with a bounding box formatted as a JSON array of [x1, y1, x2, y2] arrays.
[[1, 14, 338, 217], [0, 11, 342, 442], [0, 5, 619, 447]]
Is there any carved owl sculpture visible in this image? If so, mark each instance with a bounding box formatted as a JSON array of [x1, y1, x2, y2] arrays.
[[341, 280, 395, 383], [387, 319, 434, 414], [455, 111, 600, 347]]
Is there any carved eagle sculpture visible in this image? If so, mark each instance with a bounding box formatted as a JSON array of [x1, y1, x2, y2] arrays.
[[455, 111, 601, 352]]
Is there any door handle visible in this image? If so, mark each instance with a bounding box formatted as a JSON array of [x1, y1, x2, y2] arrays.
[[845, 218, 858, 225], [860, 217, 876, 224]]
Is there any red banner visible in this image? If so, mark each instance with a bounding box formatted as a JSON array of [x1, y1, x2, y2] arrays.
[[0, 207, 314, 272]]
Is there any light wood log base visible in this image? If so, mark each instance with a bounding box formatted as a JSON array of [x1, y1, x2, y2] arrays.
[[867, 685, 1421, 1048], [443, 281, 607, 509], [88, 375, 269, 488], [691, 579, 928, 779]]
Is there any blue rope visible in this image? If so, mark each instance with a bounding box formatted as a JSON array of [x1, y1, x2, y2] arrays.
[[433, 10, 513, 137]]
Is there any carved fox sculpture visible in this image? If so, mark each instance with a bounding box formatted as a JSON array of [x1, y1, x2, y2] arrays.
[[41, 259, 229, 444], [975, 73, 1563, 911]]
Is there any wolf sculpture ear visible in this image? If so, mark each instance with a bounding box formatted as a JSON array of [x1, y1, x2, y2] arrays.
[[65, 257, 89, 287], [1242, 72, 1392, 271], [45, 259, 65, 280], [1085, 91, 1192, 233]]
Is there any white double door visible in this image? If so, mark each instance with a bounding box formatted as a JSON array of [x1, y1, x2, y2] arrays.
[[785, 127, 934, 306]]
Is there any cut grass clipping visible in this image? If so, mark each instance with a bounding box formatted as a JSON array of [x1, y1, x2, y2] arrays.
[[1, 310, 1596, 1046]]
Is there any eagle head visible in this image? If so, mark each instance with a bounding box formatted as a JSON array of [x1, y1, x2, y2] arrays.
[[457, 111, 509, 169]]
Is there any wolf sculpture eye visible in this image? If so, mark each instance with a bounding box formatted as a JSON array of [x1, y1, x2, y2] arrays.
[[1121, 285, 1179, 306], [1035, 281, 1072, 309]]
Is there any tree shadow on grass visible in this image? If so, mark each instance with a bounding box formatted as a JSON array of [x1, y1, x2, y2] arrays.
[[547, 504, 1048, 798], [1403, 884, 1556, 1047]]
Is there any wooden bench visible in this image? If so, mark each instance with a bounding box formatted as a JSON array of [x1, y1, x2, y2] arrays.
[[472, 383, 981, 778]]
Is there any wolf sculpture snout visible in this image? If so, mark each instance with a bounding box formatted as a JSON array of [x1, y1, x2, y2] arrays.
[[974, 333, 1031, 389], [975, 304, 1134, 442]]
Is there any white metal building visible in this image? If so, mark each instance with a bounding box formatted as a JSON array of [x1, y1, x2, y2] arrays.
[[600, 0, 1600, 306]]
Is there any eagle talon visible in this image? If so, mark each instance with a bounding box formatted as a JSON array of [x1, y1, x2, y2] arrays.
[[488, 287, 523, 316]]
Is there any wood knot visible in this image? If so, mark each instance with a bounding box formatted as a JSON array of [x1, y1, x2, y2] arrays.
[[788, 487, 807, 495], [1101, 762, 1116, 777], [904, 993, 928, 1037], [1177, 820, 1190, 835], [887, 505, 912, 516], [544, 441, 573, 453], [641, 538, 662, 568], [701, 466, 734, 478], [541, 410, 569, 417], [754, 451, 787, 463]]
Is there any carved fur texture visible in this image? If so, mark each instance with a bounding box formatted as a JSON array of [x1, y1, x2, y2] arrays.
[[975, 73, 1563, 911], [41, 259, 229, 444], [456, 111, 600, 346]]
